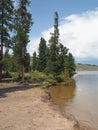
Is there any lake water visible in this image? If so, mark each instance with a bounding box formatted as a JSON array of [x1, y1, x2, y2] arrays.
[[50, 71, 98, 130]]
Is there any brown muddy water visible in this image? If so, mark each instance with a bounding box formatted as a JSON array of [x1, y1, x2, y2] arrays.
[[50, 71, 98, 130]]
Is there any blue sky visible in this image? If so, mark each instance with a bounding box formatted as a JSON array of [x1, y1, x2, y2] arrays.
[[28, 0, 98, 65], [30, 0, 98, 37]]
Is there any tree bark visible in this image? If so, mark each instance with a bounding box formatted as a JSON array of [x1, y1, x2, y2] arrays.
[[0, 7, 4, 82], [0, 47, 3, 82], [0, 51, 2, 82], [0, 29, 3, 82], [21, 46, 24, 83]]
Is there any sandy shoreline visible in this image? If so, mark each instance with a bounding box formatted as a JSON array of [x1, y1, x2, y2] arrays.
[[0, 82, 94, 130]]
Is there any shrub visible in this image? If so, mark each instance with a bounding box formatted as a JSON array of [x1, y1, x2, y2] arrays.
[[54, 76, 64, 83], [11, 72, 21, 81], [29, 71, 47, 83], [2, 71, 12, 78]]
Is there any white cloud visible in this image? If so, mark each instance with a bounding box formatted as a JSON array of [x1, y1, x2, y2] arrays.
[[27, 38, 40, 55], [59, 9, 98, 60], [28, 8, 98, 63]]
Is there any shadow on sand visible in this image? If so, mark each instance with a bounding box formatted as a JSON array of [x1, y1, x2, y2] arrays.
[[0, 84, 33, 98]]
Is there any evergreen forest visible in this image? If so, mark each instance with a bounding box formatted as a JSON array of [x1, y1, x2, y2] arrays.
[[0, 0, 76, 86]]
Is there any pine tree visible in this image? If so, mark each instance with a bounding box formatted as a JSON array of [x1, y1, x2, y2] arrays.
[[32, 52, 37, 71], [65, 53, 76, 78], [47, 36, 59, 75], [2, 50, 12, 74], [58, 43, 69, 73], [13, 0, 32, 82], [37, 37, 47, 72], [47, 12, 76, 77], [0, 0, 14, 81], [24, 52, 30, 72], [46, 12, 60, 75]]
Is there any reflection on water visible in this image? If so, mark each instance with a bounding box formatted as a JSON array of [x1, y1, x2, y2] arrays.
[[50, 85, 76, 111], [50, 71, 98, 130]]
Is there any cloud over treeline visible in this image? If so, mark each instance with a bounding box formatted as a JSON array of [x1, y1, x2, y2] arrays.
[[28, 8, 98, 64]]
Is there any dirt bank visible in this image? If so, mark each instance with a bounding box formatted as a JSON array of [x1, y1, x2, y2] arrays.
[[0, 82, 90, 130]]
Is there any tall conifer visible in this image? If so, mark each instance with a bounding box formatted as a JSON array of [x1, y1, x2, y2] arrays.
[[32, 52, 37, 71], [0, 0, 14, 81], [37, 37, 47, 72], [13, 0, 32, 82], [47, 12, 60, 75], [65, 53, 76, 78]]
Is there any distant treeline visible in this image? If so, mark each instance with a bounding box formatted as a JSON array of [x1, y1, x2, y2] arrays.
[[76, 63, 98, 71], [77, 63, 98, 67]]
